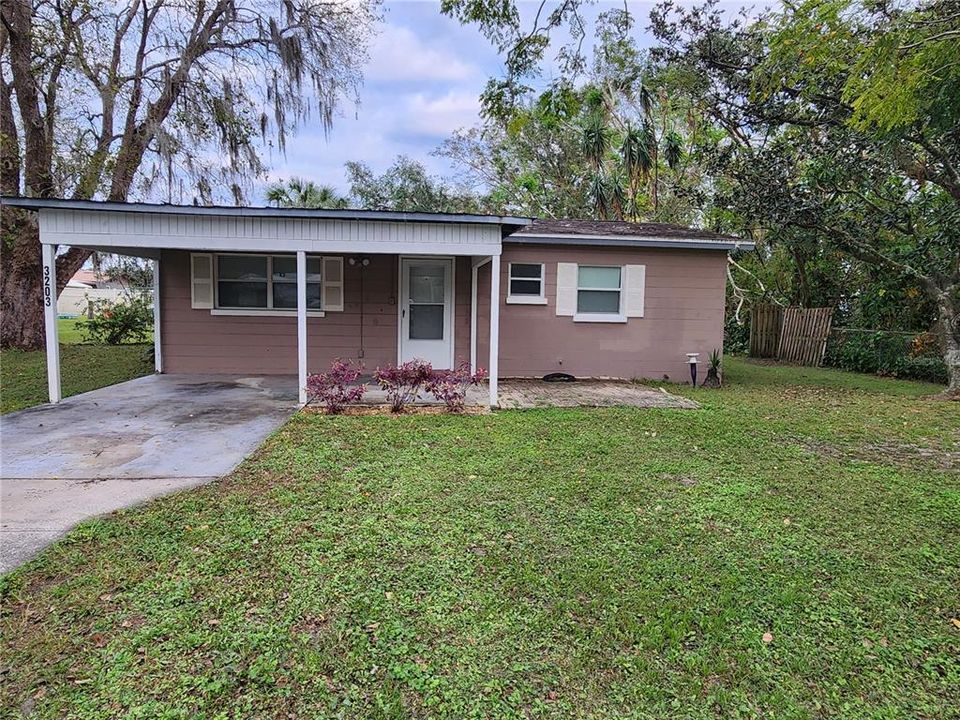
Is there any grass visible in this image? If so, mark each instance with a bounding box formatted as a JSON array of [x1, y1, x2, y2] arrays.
[[1, 359, 958, 718], [0, 343, 153, 414], [56, 317, 87, 344], [56, 317, 154, 345]]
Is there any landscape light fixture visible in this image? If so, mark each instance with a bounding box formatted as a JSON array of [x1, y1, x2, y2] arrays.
[[686, 352, 700, 386]]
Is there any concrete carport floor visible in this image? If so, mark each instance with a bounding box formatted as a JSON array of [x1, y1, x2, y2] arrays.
[[0, 374, 297, 573]]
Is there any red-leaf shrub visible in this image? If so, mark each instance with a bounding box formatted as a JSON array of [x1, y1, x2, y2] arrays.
[[306, 359, 366, 413], [373, 359, 434, 412], [426, 362, 487, 412]]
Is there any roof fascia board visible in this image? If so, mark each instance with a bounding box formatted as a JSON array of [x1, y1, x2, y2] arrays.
[[1, 196, 531, 228], [508, 233, 754, 251], [41, 229, 500, 257]]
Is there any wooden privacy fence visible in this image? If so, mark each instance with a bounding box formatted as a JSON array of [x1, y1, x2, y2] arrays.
[[749, 304, 834, 366], [749, 304, 783, 358]]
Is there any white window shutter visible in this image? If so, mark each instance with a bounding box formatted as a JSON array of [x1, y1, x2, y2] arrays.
[[624, 264, 646, 318], [555, 262, 577, 316], [322, 256, 344, 311], [190, 253, 213, 309]]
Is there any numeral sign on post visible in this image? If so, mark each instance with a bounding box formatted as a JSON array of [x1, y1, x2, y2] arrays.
[[43, 265, 53, 307]]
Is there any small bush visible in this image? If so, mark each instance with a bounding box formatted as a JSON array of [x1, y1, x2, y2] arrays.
[[373, 360, 434, 413], [724, 315, 750, 355], [307, 359, 366, 413], [426, 362, 487, 412], [79, 295, 153, 345]]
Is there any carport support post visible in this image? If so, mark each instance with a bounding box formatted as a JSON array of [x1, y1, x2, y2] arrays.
[[41, 243, 62, 404], [470, 255, 492, 375], [470, 262, 479, 373], [488, 254, 500, 408], [297, 250, 308, 405], [152, 258, 162, 373]]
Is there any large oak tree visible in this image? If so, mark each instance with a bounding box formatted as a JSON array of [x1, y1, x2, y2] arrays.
[[1, 0, 378, 349]]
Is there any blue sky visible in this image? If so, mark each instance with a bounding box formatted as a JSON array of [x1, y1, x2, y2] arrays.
[[264, 1, 761, 200]]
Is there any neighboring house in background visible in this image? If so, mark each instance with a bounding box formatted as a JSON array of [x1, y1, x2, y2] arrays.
[[58, 268, 129, 317], [3, 198, 753, 406]]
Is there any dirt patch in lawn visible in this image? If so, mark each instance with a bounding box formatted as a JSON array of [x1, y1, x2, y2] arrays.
[[798, 437, 958, 471]]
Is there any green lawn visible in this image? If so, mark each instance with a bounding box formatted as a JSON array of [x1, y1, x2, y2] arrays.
[[0, 343, 153, 414], [56, 316, 154, 345], [1, 359, 958, 718], [56, 317, 87, 344]]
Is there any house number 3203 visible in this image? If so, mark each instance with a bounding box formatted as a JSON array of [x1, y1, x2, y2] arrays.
[[43, 266, 53, 307]]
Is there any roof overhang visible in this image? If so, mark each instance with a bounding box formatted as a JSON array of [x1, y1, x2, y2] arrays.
[[1, 197, 531, 231], [2, 197, 532, 256], [506, 232, 755, 252]]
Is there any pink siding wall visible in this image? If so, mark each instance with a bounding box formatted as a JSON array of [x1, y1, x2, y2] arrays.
[[160, 251, 472, 374], [475, 244, 728, 381], [160, 245, 727, 381]]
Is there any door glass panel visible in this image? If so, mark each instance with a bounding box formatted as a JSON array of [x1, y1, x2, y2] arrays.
[[409, 305, 444, 339], [409, 265, 445, 303]]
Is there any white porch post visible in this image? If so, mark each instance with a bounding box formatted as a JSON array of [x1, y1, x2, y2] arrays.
[[488, 254, 501, 407], [297, 250, 308, 405], [470, 262, 479, 373], [152, 258, 162, 373], [41, 243, 61, 404]]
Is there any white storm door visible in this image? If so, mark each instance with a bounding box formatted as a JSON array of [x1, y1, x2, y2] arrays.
[[400, 258, 454, 369]]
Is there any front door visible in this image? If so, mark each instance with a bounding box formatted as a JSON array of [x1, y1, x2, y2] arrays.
[[399, 258, 454, 369]]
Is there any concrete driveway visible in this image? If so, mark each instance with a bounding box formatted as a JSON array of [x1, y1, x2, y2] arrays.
[[0, 374, 297, 572]]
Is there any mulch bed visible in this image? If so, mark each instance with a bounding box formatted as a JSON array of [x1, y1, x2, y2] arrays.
[[301, 404, 490, 416]]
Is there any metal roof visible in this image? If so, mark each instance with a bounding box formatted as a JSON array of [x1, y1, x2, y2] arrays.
[[0, 197, 532, 230]]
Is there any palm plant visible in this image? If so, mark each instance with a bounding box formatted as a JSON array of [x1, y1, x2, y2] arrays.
[[265, 177, 350, 209], [588, 172, 613, 219], [620, 122, 655, 219], [663, 131, 684, 170], [581, 112, 611, 171]]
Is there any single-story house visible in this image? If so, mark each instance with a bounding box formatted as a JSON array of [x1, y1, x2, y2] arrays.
[[2, 198, 753, 407], [58, 268, 134, 317]]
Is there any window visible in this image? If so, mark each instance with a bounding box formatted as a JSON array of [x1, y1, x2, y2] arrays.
[[576, 265, 622, 315], [216, 254, 322, 310], [507, 262, 546, 304]]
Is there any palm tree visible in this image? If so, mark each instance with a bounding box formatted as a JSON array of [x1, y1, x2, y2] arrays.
[[265, 177, 350, 209]]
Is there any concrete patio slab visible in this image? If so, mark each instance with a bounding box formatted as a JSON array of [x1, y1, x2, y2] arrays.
[[0, 374, 297, 572], [494, 379, 699, 410]]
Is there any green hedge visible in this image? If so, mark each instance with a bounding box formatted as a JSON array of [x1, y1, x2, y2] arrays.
[[824, 329, 947, 384], [723, 314, 751, 355]]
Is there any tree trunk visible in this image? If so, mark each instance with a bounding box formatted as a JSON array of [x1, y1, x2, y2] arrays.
[[1, 215, 44, 348], [935, 285, 960, 399], [1, 211, 91, 349]]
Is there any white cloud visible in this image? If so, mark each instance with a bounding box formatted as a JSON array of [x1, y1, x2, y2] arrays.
[[399, 90, 481, 136], [367, 24, 481, 83]]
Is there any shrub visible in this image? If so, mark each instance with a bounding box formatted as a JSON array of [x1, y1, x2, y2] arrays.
[[373, 359, 434, 412], [79, 295, 153, 345], [724, 315, 750, 355], [306, 359, 366, 413], [824, 329, 947, 384], [426, 362, 487, 412]]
